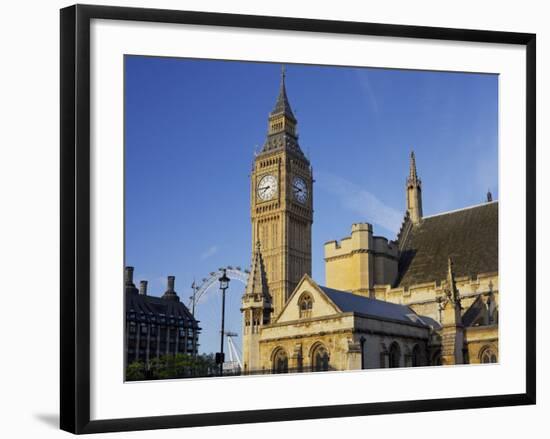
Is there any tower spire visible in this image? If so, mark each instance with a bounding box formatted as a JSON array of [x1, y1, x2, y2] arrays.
[[409, 151, 418, 182], [241, 241, 273, 373], [406, 150, 423, 224], [244, 241, 270, 301], [271, 64, 295, 120], [262, 64, 304, 156]]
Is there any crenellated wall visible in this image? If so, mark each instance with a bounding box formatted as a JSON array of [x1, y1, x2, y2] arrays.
[[324, 223, 398, 297]]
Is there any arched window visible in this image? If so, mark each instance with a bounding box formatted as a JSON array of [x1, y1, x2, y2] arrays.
[[480, 346, 498, 364], [411, 344, 422, 367], [272, 348, 289, 374], [298, 293, 313, 319], [311, 344, 330, 372], [389, 342, 401, 368]]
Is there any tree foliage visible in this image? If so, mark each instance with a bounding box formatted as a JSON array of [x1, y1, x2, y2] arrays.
[[125, 353, 219, 381]]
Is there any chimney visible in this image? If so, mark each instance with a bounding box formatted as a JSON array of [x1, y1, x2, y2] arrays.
[[125, 266, 138, 294], [162, 275, 179, 301], [167, 276, 175, 292], [486, 190, 493, 202], [139, 280, 148, 296], [125, 266, 134, 285]]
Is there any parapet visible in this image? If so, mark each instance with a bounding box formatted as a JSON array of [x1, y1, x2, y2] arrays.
[[351, 222, 372, 233], [324, 223, 397, 260], [325, 223, 373, 259], [373, 236, 398, 258]]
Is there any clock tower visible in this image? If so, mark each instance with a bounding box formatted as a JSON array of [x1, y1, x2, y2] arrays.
[[243, 66, 313, 343]]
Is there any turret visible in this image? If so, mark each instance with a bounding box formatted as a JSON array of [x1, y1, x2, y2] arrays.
[[241, 242, 273, 373], [324, 223, 398, 296]]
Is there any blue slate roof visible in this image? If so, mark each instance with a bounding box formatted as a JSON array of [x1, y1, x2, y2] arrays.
[[319, 286, 431, 327]]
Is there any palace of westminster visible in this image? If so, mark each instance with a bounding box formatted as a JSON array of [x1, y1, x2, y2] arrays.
[[125, 66, 498, 374], [240, 67, 498, 373]]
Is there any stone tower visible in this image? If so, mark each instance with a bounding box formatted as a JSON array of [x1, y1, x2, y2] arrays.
[[406, 151, 423, 224], [248, 65, 313, 319]]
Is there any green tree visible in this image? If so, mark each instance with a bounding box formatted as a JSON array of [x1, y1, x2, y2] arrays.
[[195, 353, 218, 376], [142, 352, 222, 380], [126, 360, 146, 381]]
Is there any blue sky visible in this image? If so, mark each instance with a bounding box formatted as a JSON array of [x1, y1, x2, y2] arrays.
[[125, 56, 498, 356]]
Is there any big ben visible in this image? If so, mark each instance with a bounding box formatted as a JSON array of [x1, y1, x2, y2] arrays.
[[241, 66, 313, 371]]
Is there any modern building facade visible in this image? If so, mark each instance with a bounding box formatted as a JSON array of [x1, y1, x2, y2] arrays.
[[241, 67, 499, 374], [125, 266, 200, 367]]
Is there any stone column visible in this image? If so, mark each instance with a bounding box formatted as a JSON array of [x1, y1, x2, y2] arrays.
[[289, 343, 303, 373], [347, 339, 362, 370], [441, 325, 464, 365]]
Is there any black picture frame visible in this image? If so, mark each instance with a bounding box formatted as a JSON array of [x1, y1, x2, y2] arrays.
[[60, 4, 536, 434]]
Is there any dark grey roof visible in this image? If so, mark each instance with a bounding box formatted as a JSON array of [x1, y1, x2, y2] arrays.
[[415, 315, 442, 330], [319, 286, 429, 327], [126, 290, 200, 329], [270, 72, 296, 120], [397, 202, 498, 288], [261, 132, 306, 158], [461, 295, 485, 327]]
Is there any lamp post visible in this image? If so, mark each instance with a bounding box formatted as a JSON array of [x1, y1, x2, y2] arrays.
[[218, 269, 230, 376]]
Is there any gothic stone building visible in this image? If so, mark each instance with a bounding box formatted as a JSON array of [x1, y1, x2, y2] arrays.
[[241, 67, 498, 374], [125, 267, 200, 366]]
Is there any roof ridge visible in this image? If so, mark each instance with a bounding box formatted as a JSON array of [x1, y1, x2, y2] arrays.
[[422, 200, 498, 220], [320, 285, 412, 308]]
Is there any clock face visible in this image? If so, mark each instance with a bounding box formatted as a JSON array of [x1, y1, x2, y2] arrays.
[[292, 177, 308, 204], [257, 174, 278, 201]]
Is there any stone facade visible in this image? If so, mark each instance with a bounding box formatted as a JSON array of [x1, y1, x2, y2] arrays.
[[256, 276, 431, 373]]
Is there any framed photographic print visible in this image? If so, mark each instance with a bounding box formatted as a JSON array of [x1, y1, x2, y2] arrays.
[[60, 4, 536, 434]]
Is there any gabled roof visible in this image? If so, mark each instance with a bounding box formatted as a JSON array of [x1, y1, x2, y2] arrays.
[[274, 274, 339, 322], [318, 286, 430, 327], [397, 201, 498, 288]]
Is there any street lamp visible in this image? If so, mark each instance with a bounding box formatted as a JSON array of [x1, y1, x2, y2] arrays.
[[218, 269, 230, 376]]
